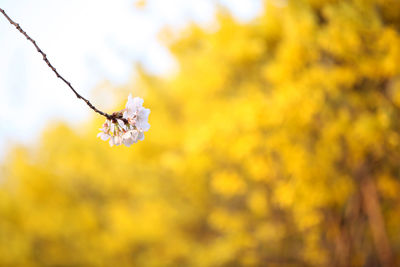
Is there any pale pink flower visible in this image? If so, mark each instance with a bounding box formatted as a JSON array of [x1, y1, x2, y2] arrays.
[[123, 94, 151, 131], [97, 94, 150, 147]]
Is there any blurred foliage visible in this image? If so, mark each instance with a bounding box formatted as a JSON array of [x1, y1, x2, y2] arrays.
[[2, 0, 400, 266]]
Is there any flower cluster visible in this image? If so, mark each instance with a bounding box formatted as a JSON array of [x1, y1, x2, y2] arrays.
[[97, 94, 150, 147]]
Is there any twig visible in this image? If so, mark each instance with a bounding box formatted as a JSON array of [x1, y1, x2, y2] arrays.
[[0, 8, 114, 120]]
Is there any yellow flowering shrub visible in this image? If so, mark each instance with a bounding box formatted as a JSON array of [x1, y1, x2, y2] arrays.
[[1, 0, 400, 266]]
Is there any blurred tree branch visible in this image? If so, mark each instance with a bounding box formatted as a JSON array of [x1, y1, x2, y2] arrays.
[[357, 163, 394, 267]]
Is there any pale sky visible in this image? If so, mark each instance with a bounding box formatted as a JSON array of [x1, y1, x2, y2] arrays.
[[0, 0, 262, 158]]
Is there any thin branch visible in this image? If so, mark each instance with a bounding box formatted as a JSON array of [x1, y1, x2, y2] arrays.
[[0, 8, 114, 120]]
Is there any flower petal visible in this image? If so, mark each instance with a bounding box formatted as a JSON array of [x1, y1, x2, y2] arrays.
[[132, 97, 144, 108], [126, 95, 143, 110], [138, 122, 150, 131], [101, 133, 110, 141], [137, 131, 144, 141], [123, 137, 134, 147]]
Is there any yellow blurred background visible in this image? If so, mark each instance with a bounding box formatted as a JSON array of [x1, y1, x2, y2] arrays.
[[1, 0, 400, 266]]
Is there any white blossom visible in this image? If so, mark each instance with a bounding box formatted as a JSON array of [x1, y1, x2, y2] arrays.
[[97, 121, 111, 141], [97, 132, 110, 141], [122, 129, 139, 147], [97, 94, 150, 147], [123, 94, 151, 131]]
